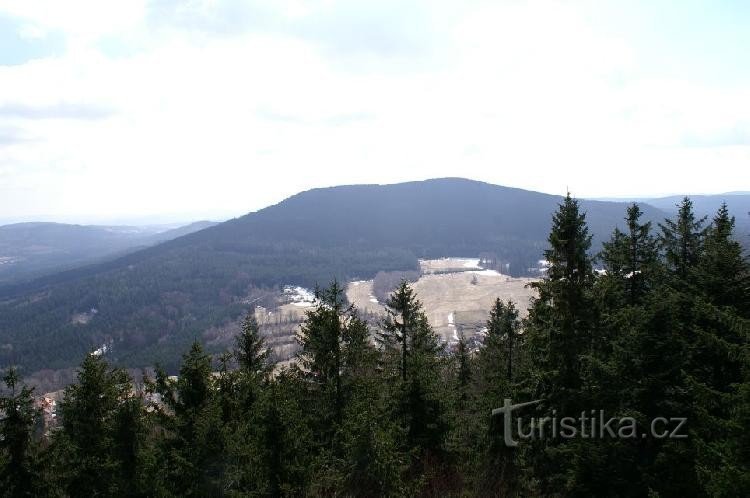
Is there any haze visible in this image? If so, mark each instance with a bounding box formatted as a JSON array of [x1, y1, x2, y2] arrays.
[[1, 0, 749, 223]]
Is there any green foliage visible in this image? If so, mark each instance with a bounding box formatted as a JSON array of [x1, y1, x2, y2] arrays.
[[0, 368, 42, 498], [52, 353, 147, 496], [4, 194, 750, 496], [659, 196, 708, 283]]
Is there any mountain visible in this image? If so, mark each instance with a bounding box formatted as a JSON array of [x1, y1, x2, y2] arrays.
[[599, 193, 750, 238], [636, 193, 750, 219], [0, 220, 217, 285], [0, 178, 667, 376]]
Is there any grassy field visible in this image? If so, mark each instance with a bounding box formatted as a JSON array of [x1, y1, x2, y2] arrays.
[[347, 259, 538, 343]]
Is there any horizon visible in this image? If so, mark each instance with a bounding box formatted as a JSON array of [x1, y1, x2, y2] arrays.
[[0, 176, 747, 226]]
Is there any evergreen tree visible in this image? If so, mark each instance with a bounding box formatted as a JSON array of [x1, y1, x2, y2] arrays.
[[0, 368, 41, 498], [54, 353, 133, 497], [234, 311, 271, 416], [111, 391, 152, 497], [472, 299, 523, 496], [151, 342, 225, 496], [695, 203, 750, 314], [378, 281, 448, 489], [659, 196, 707, 284], [527, 193, 596, 412], [236, 312, 270, 379], [297, 281, 351, 425], [600, 203, 660, 306], [523, 193, 597, 493], [455, 332, 472, 410]]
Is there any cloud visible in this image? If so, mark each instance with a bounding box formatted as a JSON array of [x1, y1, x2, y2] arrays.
[[256, 107, 374, 127], [681, 124, 750, 148], [0, 13, 64, 65], [0, 126, 32, 145], [0, 102, 114, 120], [146, 0, 440, 62], [0, 0, 748, 221]]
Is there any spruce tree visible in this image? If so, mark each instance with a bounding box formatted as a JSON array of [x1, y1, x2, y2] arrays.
[[55, 353, 133, 497], [232, 311, 270, 417], [695, 203, 750, 314], [455, 332, 472, 410], [0, 368, 41, 498], [600, 203, 660, 306], [152, 342, 225, 496], [297, 281, 372, 431], [523, 193, 597, 494], [473, 299, 522, 496], [527, 193, 595, 411], [659, 196, 707, 284], [236, 312, 270, 378], [378, 281, 447, 483]]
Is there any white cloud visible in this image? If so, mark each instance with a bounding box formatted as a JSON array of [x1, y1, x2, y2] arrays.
[[0, 0, 748, 222]]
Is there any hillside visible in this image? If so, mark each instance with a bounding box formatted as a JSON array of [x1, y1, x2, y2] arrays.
[[0, 178, 666, 376], [599, 193, 750, 239], [0, 220, 217, 285]]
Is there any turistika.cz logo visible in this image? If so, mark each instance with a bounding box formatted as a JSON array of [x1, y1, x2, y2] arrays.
[[492, 398, 688, 447]]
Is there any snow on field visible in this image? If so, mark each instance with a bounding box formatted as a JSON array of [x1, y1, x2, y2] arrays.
[[468, 269, 504, 277], [419, 257, 482, 273], [447, 312, 459, 342], [283, 285, 316, 307]]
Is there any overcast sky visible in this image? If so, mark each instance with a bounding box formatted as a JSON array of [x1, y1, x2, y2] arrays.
[[0, 0, 748, 223]]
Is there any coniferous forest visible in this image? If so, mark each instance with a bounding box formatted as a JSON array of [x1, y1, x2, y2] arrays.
[[1, 195, 749, 497]]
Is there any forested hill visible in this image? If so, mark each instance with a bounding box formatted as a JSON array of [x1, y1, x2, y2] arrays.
[[0, 220, 217, 285], [0, 178, 666, 375]]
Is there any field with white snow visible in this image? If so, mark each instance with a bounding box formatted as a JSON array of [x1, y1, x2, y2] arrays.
[[346, 258, 538, 344]]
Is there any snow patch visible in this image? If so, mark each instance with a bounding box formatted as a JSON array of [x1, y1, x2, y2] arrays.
[[468, 269, 503, 277], [92, 342, 110, 356], [461, 258, 481, 269], [283, 285, 316, 307]]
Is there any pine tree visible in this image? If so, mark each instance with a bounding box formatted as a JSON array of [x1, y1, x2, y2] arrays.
[[600, 203, 660, 306], [378, 281, 447, 486], [297, 281, 350, 424], [0, 368, 41, 498], [695, 203, 750, 314], [378, 281, 426, 383], [472, 299, 522, 496], [296, 281, 394, 494], [111, 391, 151, 497], [152, 342, 225, 496], [455, 332, 472, 410], [297, 281, 373, 432], [522, 193, 597, 494], [527, 193, 595, 411], [230, 311, 270, 418], [55, 353, 133, 497], [659, 196, 707, 284], [236, 312, 270, 378], [684, 205, 750, 494]]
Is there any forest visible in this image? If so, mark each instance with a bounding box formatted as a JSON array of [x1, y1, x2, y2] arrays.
[[0, 179, 663, 377], [1, 195, 748, 497]]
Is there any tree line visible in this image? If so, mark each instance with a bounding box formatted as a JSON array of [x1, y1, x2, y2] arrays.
[[1, 196, 748, 496]]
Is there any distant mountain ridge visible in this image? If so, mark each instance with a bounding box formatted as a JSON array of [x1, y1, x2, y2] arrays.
[[1, 178, 670, 376], [0, 220, 217, 285], [593, 193, 750, 237]]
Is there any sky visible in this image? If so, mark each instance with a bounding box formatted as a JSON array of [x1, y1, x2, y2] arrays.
[[0, 0, 748, 224]]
